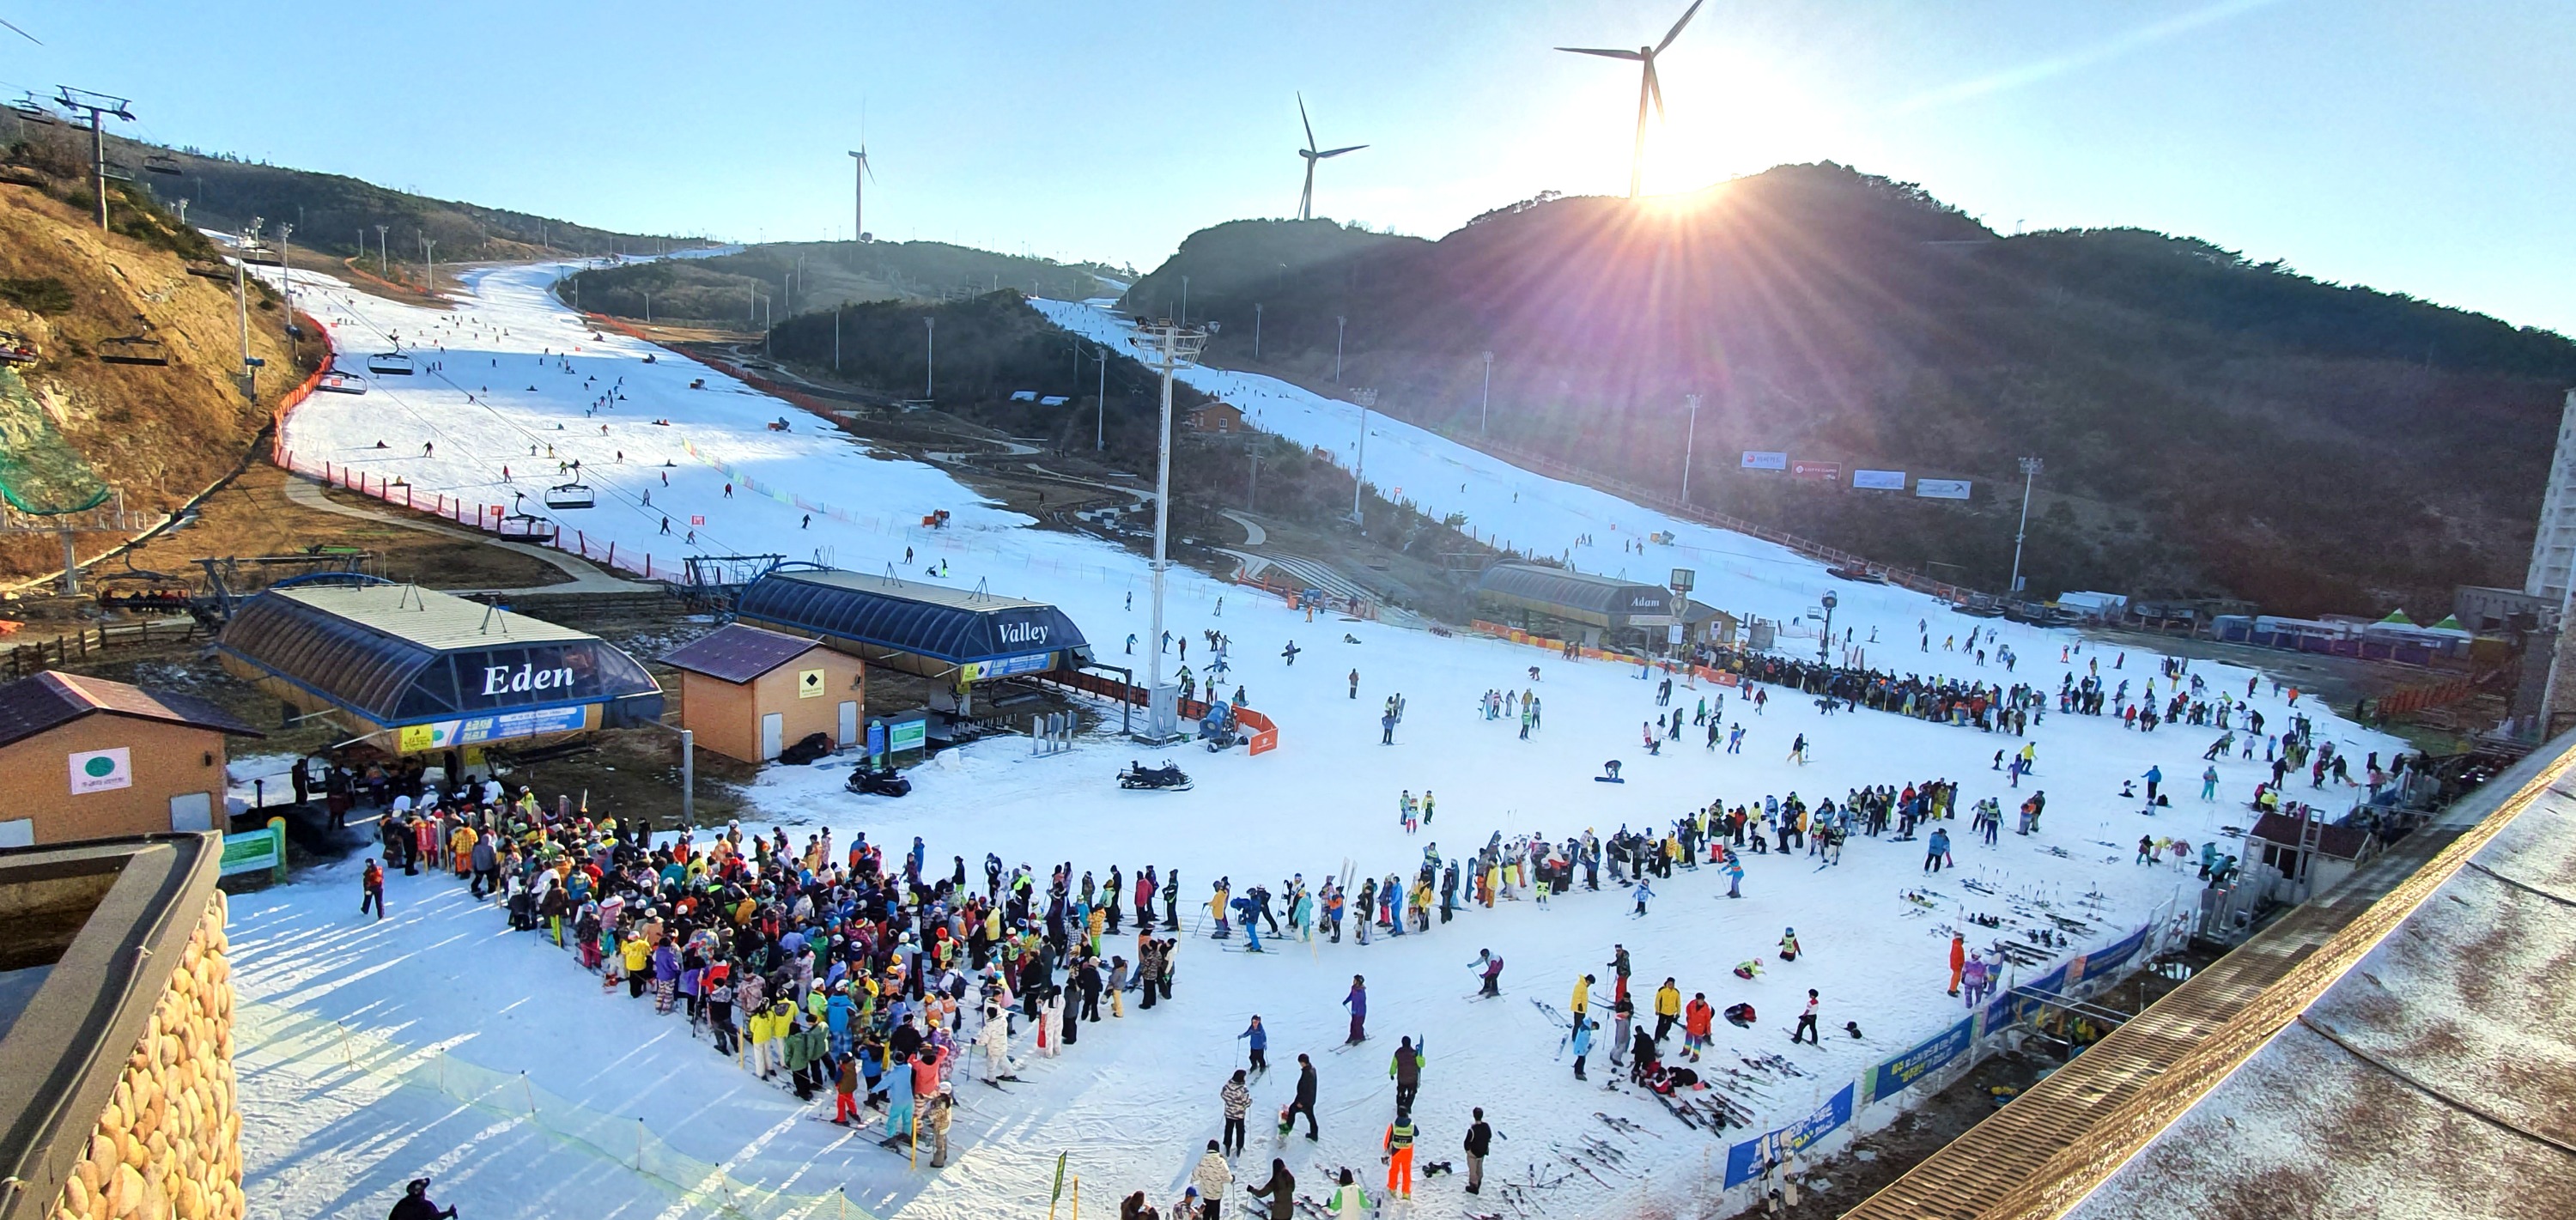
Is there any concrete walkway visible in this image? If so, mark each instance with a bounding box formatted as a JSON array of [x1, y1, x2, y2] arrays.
[[280, 476, 659, 595], [1220, 510, 1267, 547]]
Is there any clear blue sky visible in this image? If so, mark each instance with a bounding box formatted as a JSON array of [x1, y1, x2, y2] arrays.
[[11, 1, 2571, 333]]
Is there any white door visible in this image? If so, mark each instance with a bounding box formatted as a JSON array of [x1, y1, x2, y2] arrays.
[[0, 817, 32, 848], [760, 713, 785, 761], [168, 792, 215, 833], [838, 701, 860, 750]]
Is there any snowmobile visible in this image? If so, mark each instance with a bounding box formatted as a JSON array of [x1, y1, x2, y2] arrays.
[[844, 764, 912, 798], [1118, 760, 1194, 792]]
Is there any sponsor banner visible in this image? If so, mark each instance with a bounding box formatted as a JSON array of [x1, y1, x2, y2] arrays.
[[2071, 926, 2152, 988], [1791, 460, 1840, 481], [959, 651, 1055, 682], [1851, 469, 1906, 491], [1741, 451, 1789, 470], [1986, 964, 2069, 1032], [1916, 478, 1972, 501], [1724, 1083, 1856, 1187], [69, 747, 132, 795], [397, 705, 592, 753], [1868, 1017, 1975, 1102]]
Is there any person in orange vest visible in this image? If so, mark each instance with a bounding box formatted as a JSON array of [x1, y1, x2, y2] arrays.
[[1947, 933, 1967, 997], [360, 858, 386, 920]]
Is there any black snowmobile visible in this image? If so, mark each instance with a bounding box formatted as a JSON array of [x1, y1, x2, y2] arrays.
[[1118, 760, 1194, 792], [845, 764, 912, 798]]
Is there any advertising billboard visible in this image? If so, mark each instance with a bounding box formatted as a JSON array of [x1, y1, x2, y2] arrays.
[[1741, 451, 1789, 470], [1916, 478, 1972, 501], [1851, 469, 1906, 491], [1791, 460, 1841, 481]]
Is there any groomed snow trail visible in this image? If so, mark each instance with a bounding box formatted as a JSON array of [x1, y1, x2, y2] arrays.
[[237, 263, 2402, 1220]]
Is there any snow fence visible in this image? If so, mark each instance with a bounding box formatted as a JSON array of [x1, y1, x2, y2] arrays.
[[1714, 907, 2193, 1206], [234, 999, 875, 1220]]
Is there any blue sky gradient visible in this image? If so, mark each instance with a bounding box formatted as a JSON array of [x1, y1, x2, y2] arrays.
[[10, 1, 2569, 331]]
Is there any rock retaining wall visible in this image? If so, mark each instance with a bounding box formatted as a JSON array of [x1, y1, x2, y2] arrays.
[[47, 890, 239, 1220]]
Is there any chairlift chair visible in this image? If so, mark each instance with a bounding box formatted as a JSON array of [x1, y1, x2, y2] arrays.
[[143, 153, 181, 177], [365, 351, 415, 375], [97, 335, 169, 367], [9, 97, 53, 125], [314, 370, 367, 395], [499, 512, 559, 541], [543, 482, 595, 510], [0, 330, 37, 366]]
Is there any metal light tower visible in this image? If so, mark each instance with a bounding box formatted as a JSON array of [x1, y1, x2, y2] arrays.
[[1817, 591, 1838, 665], [1479, 350, 1494, 434], [375, 224, 389, 277], [1253, 303, 1263, 360], [1133, 318, 1208, 742], [1094, 345, 1109, 451], [1680, 392, 1700, 503], [924, 316, 935, 398], [1351, 387, 1378, 523], [234, 217, 261, 398], [2008, 456, 2044, 597], [1334, 315, 1347, 382]]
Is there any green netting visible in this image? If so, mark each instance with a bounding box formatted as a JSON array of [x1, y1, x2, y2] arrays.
[[235, 999, 877, 1219], [0, 367, 110, 513]]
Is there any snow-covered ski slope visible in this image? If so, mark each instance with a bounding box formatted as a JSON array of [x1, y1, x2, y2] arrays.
[[244, 262, 2401, 1220]]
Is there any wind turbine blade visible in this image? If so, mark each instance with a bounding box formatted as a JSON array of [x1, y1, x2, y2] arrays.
[[1298, 92, 1316, 152], [1317, 144, 1367, 158], [1648, 63, 1665, 121], [1558, 46, 1644, 60], [1656, 0, 1705, 54]]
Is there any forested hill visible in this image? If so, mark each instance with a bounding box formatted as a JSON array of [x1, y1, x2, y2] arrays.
[[1124, 164, 2576, 616]]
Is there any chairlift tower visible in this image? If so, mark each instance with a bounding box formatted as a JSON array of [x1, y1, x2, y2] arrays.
[[1133, 318, 1207, 743], [0, 492, 153, 595], [52, 88, 134, 233]]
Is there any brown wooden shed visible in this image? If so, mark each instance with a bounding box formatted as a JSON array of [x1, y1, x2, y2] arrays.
[[660, 625, 865, 764]]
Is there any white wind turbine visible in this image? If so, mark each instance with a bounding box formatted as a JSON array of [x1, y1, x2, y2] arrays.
[[1558, 0, 1704, 199], [1295, 93, 1366, 222]]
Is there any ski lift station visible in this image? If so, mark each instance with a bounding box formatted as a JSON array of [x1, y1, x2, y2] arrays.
[[212, 581, 662, 757], [732, 568, 1090, 723], [1472, 562, 1684, 652]]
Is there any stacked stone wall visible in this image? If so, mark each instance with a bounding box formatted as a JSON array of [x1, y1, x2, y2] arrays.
[[47, 890, 239, 1220]]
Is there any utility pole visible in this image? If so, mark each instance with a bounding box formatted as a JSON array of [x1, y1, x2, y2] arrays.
[[55, 88, 134, 233], [1095, 346, 1109, 451], [2008, 457, 2044, 598], [924, 316, 935, 399], [1253, 303, 1262, 360], [1334, 315, 1346, 383], [422, 237, 437, 297], [1352, 387, 1377, 523], [1131, 319, 1208, 743], [375, 224, 388, 277], [1480, 350, 1494, 434], [1680, 392, 1700, 503]]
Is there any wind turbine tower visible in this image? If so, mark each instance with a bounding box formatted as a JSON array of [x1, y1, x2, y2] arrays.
[[846, 147, 875, 241], [1295, 94, 1367, 222], [1558, 0, 1704, 198]]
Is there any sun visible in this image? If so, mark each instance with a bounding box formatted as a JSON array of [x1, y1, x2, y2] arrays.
[[1640, 47, 1839, 196]]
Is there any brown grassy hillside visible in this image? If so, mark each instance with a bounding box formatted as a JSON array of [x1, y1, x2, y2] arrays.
[[0, 178, 322, 582]]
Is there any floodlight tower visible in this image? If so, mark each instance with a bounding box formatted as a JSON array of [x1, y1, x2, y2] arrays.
[[1351, 387, 1378, 523], [1133, 318, 1208, 742], [2008, 456, 2044, 597]]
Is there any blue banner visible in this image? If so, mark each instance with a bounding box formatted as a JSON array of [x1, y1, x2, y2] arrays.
[[2083, 926, 2152, 982], [1723, 1083, 1856, 1187], [1868, 1017, 1974, 1102], [1986, 964, 2068, 1032]]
